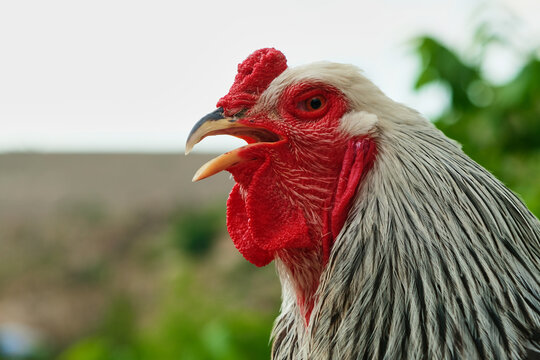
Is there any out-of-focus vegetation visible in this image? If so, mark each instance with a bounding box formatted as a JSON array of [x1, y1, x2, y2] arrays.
[[56, 206, 274, 360], [1, 24, 538, 360], [0, 155, 279, 360], [414, 29, 540, 215], [171, 207, 224, 257], [58, 280, 273, 360], [0, 199, 278, 360]]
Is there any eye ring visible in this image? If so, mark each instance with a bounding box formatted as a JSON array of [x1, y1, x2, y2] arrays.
[[288, 88, 331, 120]]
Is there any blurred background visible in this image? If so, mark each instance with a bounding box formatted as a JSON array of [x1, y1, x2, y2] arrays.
[[0, 0, 539, 359]]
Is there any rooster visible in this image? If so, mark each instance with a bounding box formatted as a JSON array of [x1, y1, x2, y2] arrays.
[[186, 48, 540, 359]]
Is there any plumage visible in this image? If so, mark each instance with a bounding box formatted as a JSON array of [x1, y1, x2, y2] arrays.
[[187, 48, 540, 359]]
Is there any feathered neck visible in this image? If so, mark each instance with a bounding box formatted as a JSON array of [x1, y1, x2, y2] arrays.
[[271, 119, 540, 360]]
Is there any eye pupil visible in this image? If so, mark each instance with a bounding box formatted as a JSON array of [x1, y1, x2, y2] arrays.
[[298, 94, 327, 114], [309, 97, 322, 110]]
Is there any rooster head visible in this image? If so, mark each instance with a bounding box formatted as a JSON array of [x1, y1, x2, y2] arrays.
[[186, 48, 379, 269]]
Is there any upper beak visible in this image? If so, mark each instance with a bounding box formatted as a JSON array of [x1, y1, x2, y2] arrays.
[[185, 107, 238, 155], [185, 107, 281, 182]]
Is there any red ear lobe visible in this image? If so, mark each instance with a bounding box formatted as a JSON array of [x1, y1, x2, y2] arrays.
[[324, 138, 377, 261]]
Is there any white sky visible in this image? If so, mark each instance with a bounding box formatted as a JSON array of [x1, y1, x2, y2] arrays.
[[0, 0, 539, 153]]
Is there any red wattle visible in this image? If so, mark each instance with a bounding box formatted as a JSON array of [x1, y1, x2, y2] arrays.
[[247, 157, 312, 252], [227, 183, 273, 267], [227, 138, 377, 267], [226, 155, 312, 267]]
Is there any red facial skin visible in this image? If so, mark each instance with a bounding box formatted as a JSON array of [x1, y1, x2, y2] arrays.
[[224, 82, 377, 323]]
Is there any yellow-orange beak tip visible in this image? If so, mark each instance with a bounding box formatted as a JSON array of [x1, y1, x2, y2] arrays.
[[191, 149, 244, 182]]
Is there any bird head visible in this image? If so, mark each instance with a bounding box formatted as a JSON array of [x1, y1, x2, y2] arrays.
[[186, 48, 387, 268]]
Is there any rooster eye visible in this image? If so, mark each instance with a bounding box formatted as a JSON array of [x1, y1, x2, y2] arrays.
[[305, 96, 326, 111]]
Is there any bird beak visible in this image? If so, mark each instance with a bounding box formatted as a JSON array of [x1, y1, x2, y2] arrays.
[[185, 108, 236, 155], [185, 107, 282, 182]]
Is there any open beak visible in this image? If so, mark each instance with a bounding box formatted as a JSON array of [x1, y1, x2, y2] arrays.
[[186, 107, 281, 182]]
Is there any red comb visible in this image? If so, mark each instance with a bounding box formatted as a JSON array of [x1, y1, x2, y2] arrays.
[[217, 48, 287, 116]]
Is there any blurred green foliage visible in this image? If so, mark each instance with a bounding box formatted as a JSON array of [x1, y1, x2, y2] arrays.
[[414, 35, 540, 215], [58, 296, 140, 360], [170, 206, 224, 257], [139, 276, 273, 360], [58, 275, 273, 360], [54, 204, 274, 360]]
